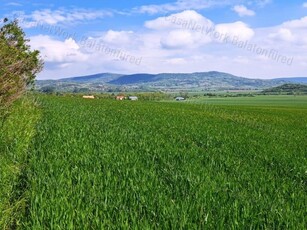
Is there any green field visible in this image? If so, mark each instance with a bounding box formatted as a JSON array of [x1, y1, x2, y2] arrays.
[[187, 95, 307, 107], [1, 95, 307, 229]]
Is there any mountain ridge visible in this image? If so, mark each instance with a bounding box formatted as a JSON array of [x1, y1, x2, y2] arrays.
[[36, 71, 307, 92]]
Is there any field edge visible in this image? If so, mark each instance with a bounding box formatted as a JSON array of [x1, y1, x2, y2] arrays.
[[0, 96, 42, 229]]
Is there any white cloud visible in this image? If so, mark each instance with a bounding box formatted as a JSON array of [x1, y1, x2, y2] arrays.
[[165, 58, 187, 65], [269, 28, 295, 42], [29, 35, 88, 63], [265, 16, 307, 48], [21, 8, 112, 27], [282, 16, 307, 29], [145, 10, 214, 49], [6, 2, 22, 7], [255, 0, 272, 7], [233, 5, 255, 17], [215, 21, 255, 41], [136, 0, 232, 14], [58, 63, 72, 68], [102, 30, 134, 45], [136, 0, 271, 14], [160, 30, 195, 49], [145, 11, 254, 48], [145, 10, 213, 30]]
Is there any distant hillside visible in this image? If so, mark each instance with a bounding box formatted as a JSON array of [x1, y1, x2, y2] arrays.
[[273, 77, 307, 84], [263, 84, 307, 95], [108, 74, 158, 85], [35, 71, 291, 92], [36, 73, 124, 93], [59, 73, 123, 83], [108, 71, 287, 90]]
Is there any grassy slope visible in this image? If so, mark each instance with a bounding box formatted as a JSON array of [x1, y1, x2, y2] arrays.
[[23, 96, 307, 229], [0, 97, 41, 229]]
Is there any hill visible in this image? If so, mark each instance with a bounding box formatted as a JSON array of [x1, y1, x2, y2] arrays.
[[36, 73, 123, 93], [273, 77, 307, 84], [263, 84, 307, 95], [59, 73, 123, 83], [108, 71, 287, 90], [36, 71, 289, 92]]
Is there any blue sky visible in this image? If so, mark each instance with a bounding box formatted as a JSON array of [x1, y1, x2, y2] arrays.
[[1, 0, 307, 79]]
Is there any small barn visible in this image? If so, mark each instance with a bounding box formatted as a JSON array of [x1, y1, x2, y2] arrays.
[[129, 96, 138, 101], [175, 97, 185, 101], [83, 95, 95, 99]]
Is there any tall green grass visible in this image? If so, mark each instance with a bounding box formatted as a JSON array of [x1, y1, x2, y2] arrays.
[[0, 97, 41, 229], [21, 96, 306, 229], [187, 95, 307, 107]]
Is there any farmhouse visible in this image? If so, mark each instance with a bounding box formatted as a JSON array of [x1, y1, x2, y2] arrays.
[[129, 96, 138, 101], [116, 95, 125, 100], [83, 95, 95, 99], [175, 97, 185, 101]]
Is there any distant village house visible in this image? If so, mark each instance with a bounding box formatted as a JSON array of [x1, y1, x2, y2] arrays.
[[129, 96, 138, 101], [83, 95, 95, 99], [116, 95, 125, 100], [175, 97, 185, 101]]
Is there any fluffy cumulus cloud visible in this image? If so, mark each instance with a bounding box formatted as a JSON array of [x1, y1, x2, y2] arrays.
[[267, 16, 307, 46], [160, 30, 195, 48], [145, 10, 255, 47], [30, 34, 146, 79], [269, 28, 295, 42], [145, 10, 214, 48], [102, 30, 134, 45], [29, 36, 88, 63], [215, 21, 255, 41], [282, 16, 307, 29], [232, 5, 255, 17], [145, 10, 213, 30]]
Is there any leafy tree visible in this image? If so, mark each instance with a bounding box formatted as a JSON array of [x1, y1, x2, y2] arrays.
[[0, 18, 43, 108]]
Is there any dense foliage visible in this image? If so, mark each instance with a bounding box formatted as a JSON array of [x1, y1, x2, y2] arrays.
[[0, 18, 43, 109]]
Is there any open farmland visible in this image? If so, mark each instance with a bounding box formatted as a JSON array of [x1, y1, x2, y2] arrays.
[[187, 95, 307, 107], [1, 95, 307, 229]]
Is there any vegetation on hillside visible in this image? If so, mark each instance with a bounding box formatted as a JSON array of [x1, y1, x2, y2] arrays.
[[35, 71, 289, 93], [262, 83, 307, 95]]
